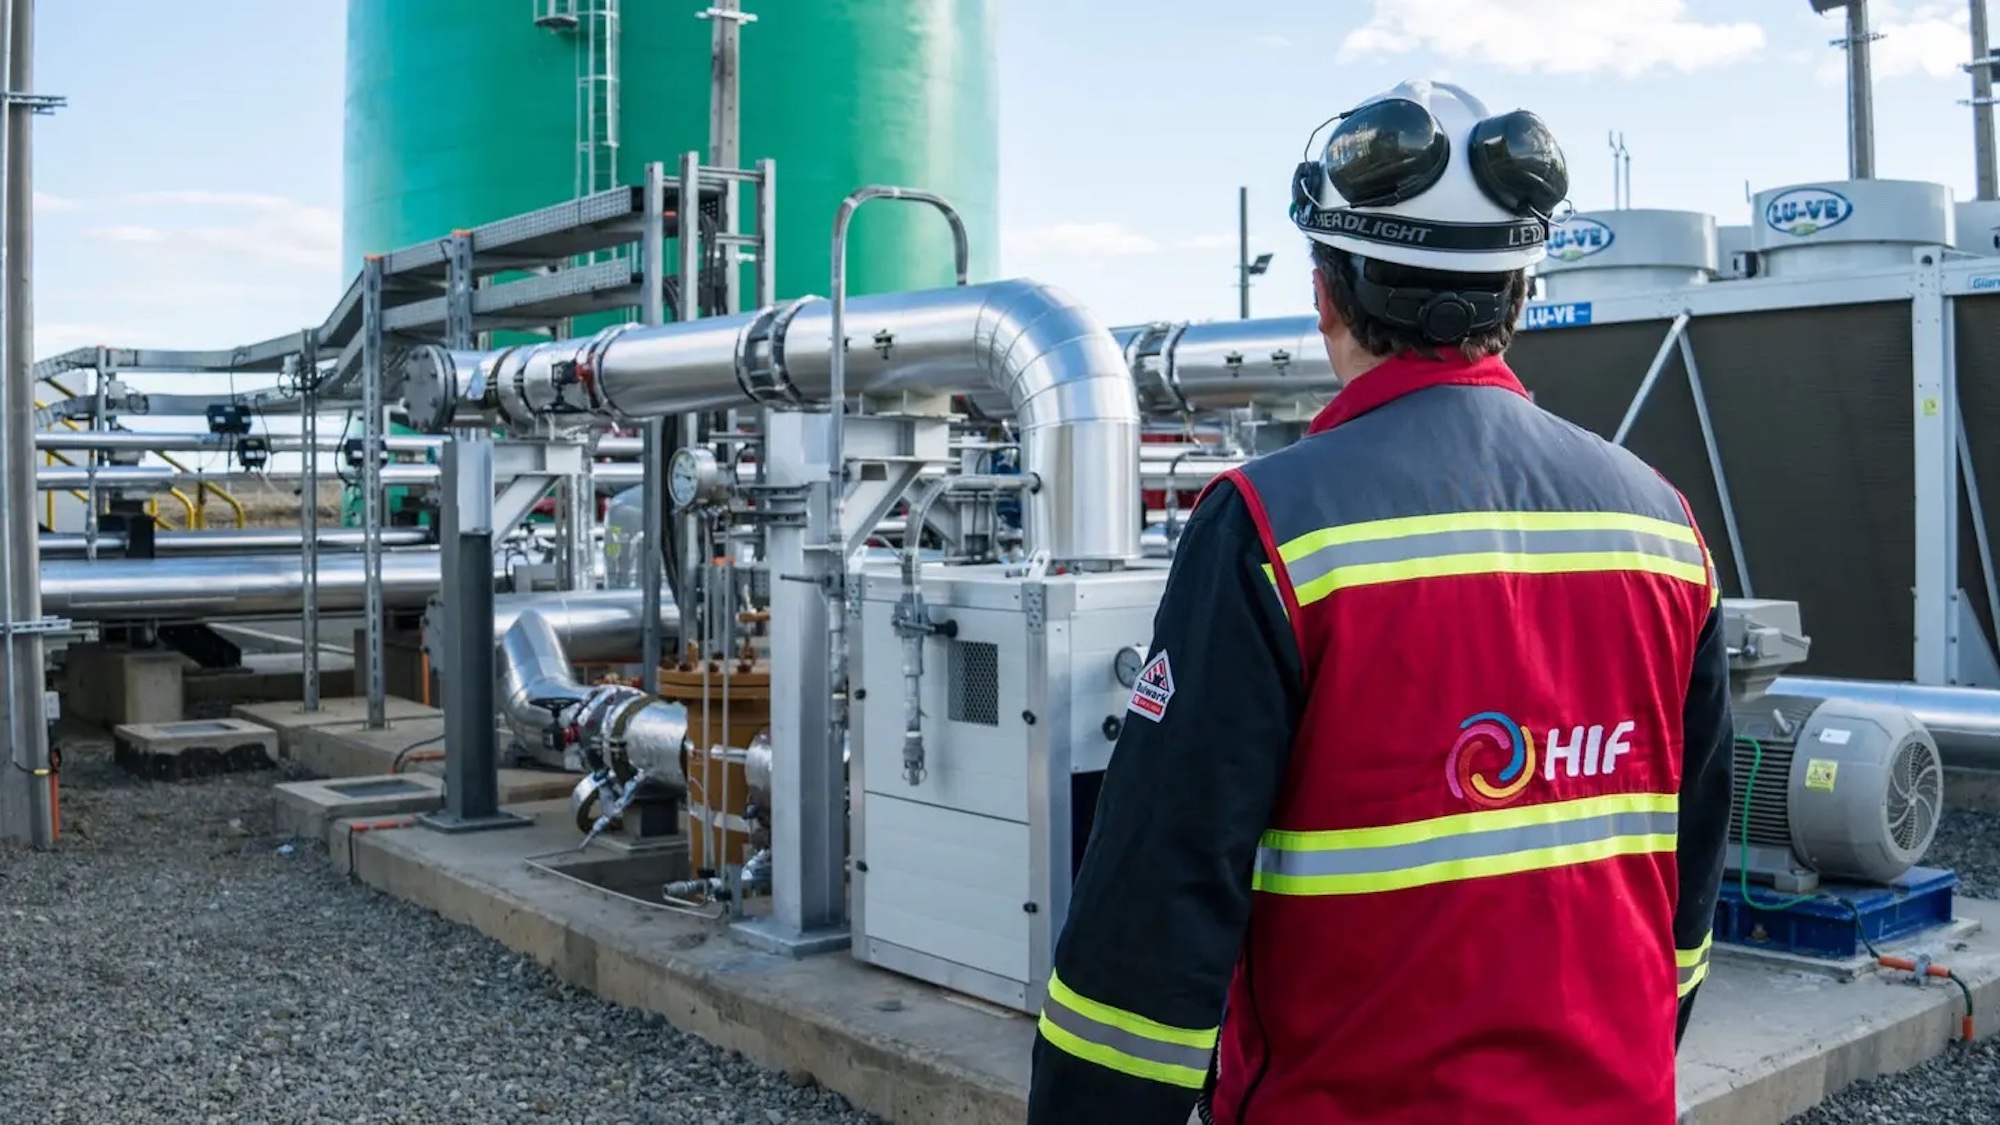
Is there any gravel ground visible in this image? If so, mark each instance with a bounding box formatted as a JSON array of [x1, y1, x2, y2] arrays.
[[0, 737, 882, 1125], [1780, 807, 2000, 1123]]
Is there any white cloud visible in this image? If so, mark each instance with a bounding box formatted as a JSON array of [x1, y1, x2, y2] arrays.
[[34, 191, 79, 214], [81, 192, 338, 270], [1006, 222, 1162, 257], [1810, 1, 1971, 84], [1179, 234, 1239, 250], [1338, 0, 1767, 78], [1251, 34, 1294, 49], [38, 190, 341, 358]]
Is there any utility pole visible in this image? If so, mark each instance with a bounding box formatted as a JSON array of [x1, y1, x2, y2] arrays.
[[1969, 0, 1998, 199], [0, 0, 62, 848], [1608, 132, 1632, 209], [1814, 0, 1881, 178]]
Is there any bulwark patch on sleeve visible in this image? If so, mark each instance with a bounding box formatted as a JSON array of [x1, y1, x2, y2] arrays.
[[1128, 650, 1175, 722]]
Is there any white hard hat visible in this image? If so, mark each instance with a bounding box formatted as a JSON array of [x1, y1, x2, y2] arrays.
[[1290, 79, 1569, 273]]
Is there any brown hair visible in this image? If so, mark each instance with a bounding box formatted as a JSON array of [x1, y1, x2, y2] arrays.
[[1310, 241, 1529, 362]]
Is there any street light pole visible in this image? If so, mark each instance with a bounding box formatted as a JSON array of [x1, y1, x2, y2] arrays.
[[1237, 186, 1250, 320]]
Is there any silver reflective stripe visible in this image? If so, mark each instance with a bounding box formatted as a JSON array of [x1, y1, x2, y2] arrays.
[[1040, 991, 1215, 1074], [1285, 526, 1706, 590], [1256, 809, 1679, 879]]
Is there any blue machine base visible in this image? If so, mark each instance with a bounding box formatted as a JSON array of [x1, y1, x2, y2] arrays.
[[1715, 866, 1959, 960]]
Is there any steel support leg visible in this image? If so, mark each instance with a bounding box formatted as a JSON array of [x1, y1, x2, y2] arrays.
[[360, 256, 387, 729], [1913, 255, 1958, 683], [422, 438, 528, 834], [733, 410, 848, 956]]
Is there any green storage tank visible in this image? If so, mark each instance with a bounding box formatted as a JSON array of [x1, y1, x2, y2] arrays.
[[342, 0, 998, 302]]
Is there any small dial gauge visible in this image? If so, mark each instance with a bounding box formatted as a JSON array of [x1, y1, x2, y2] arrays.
[[1113, 644, 1147, 688], [667, 446, 723, 509]]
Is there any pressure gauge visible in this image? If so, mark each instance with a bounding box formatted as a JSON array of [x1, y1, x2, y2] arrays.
[[667, 447, 726, 509], [1113, 644, 1147, 688]]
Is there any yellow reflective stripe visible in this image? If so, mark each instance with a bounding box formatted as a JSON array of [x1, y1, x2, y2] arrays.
[[1037, 972, 1217, 1090], [1254, 793, 1679, 897], [1264, 791, 1678, 853], [1677, 932, 1713, 997], [1702, 542, 1721, 608], [1273, 510, 1700, 562], [1268, 511, 1707, 606]]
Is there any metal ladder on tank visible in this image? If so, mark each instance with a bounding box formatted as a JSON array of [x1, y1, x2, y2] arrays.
[[534, 0, 622, 262]]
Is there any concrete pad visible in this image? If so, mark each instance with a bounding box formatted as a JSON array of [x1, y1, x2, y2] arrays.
[[233, 695, 434, 757], [342, 804, 1029, 1125], [338, 804, 2000, 1125], [274, 773, 445, 847], [112, 718, 279, 781], [291, 718, 579, 805]]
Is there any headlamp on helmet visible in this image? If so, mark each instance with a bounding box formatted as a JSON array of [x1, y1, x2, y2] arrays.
[[1289, 91, 1570, 263]]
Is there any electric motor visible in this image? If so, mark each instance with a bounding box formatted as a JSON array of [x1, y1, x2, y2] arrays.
[[1731, 694, 1944, 886]]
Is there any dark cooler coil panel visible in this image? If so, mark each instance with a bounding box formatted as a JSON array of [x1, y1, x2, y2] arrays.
[[1508, 303, 1914, 681], [1951, 294, 2000, 655]]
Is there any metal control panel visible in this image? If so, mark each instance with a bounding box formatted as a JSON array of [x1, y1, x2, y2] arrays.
[[851, 563, 1168, 1013]]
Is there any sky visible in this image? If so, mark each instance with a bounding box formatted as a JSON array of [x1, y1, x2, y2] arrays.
[[27, 0, 1999, 366]]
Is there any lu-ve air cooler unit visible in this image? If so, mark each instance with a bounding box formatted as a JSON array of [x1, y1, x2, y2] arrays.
[[1723, 600, 1945, 894]]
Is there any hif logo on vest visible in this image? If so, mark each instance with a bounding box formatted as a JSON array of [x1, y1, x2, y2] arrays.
[[1446, 711, 1637, 808]]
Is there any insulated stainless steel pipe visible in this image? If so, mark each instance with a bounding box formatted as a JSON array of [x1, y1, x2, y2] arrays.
[[1117, 317, 1337, 417], [1773, 676, 2000, 770], [37, 461, 643, 491], [406, 279, 1144, 563], [39, 552, 448, 620], [32, 430, 644, 456], [39, 527, 431, 558]]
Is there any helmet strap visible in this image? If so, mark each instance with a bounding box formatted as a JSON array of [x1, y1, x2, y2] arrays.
[[1346, 255, 1509, 346]]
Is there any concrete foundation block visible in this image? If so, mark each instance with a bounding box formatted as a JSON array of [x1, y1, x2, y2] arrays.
[[186, 664, 358, 714], [112, 718, 279, 781], [233, 696, 435, 758], [65, 644, 186, 726], [275, 774, 445, 847]]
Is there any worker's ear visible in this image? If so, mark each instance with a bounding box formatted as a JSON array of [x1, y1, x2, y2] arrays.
[[1312, 265, 1342, 338]]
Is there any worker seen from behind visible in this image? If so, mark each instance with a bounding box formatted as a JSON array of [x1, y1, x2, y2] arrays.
[[1026, 79, 1734, 1125]]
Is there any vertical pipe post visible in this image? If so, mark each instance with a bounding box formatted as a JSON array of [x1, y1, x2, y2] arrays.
[[1973, 0, 1997, 200], [1237, 186, 1250, 320], [640, 161, 666, 694], [299, 329, 321, 711], [676, 151, 704, 658], [1848, 0, 1878, 180], [361, 255, 387, 728], [0, 0, 53, 848]]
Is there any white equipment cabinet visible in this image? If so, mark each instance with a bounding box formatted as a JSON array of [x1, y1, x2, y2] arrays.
[[850, 563, 1170, 1013]]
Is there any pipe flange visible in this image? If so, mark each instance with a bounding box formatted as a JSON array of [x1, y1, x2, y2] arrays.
[[401, 345, 458, 435], [489, 344, 534, 430], [735, 296, 814, 404], [575, 323, 635, 415], [1154, 322, 1194, 416]]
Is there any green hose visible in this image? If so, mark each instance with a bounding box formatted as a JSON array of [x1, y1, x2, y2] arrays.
[[1736, 736, 1822, 911]]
